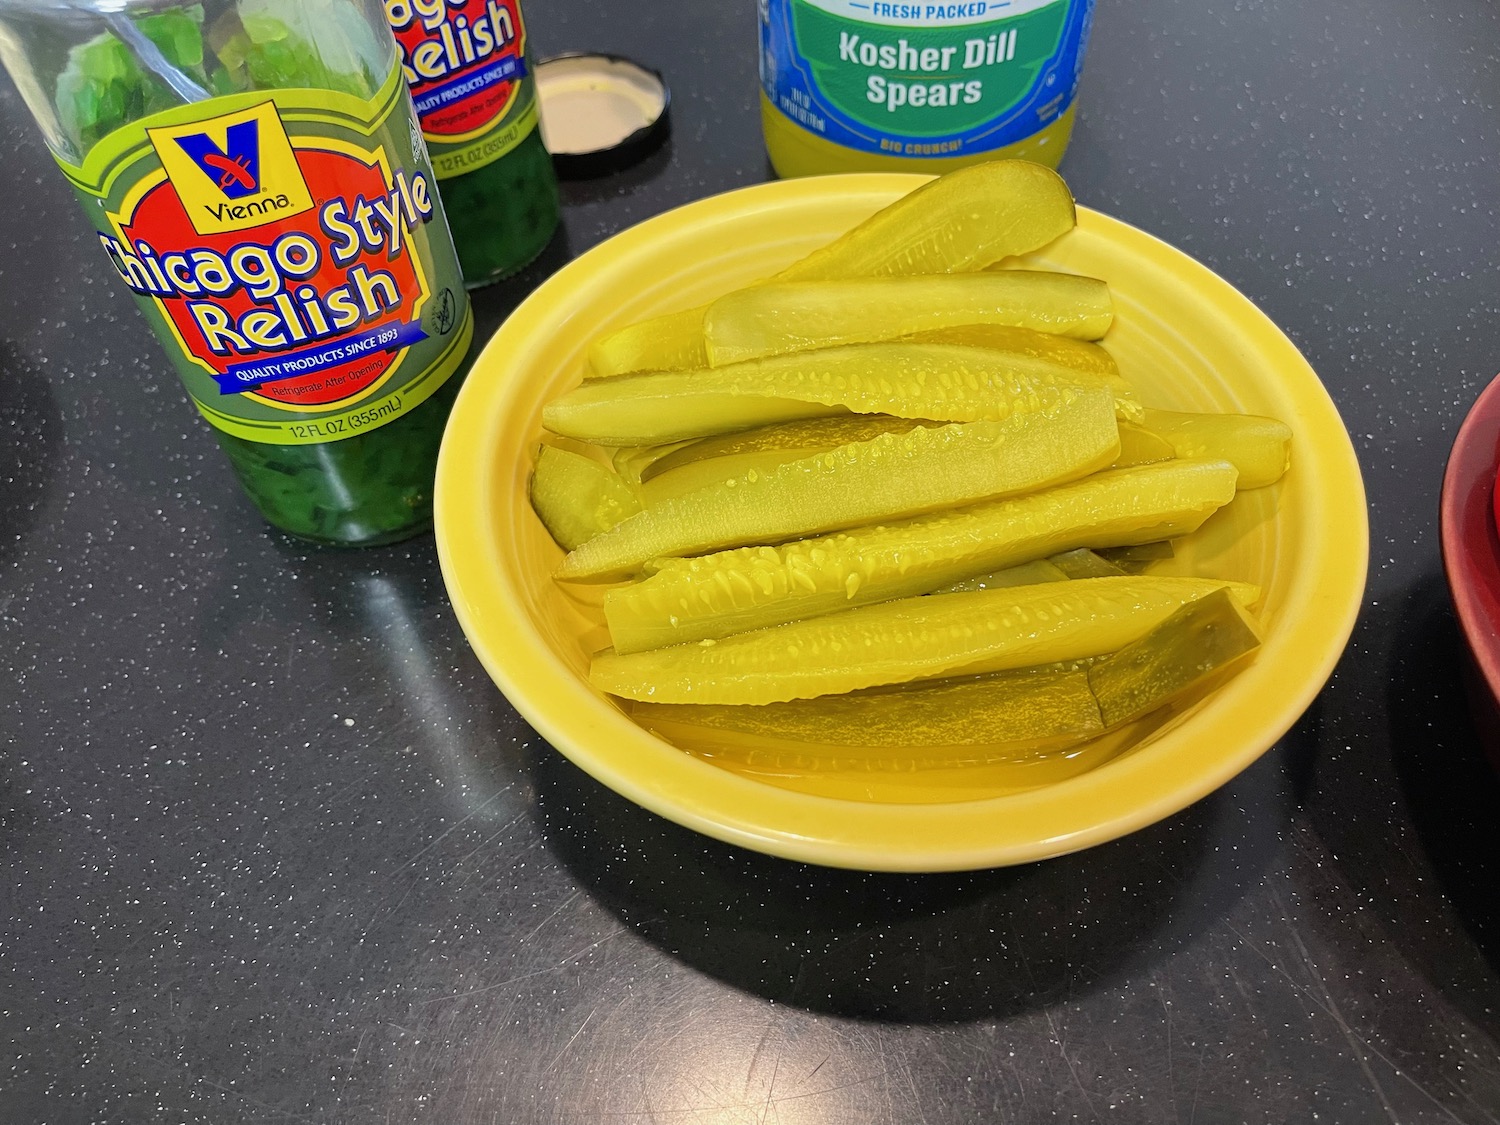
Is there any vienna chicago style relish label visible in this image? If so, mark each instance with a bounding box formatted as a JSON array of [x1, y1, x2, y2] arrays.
[[388, 0, 542, 177], [56, 67, 472, 445]]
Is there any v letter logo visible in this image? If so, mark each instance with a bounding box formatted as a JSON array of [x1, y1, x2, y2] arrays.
[[174, 120, 262, 199]]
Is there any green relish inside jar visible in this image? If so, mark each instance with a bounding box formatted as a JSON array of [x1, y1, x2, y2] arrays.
[[384, 0, 560, 287]]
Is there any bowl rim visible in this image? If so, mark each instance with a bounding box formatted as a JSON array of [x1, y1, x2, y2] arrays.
[[1440, 371, 1500, 698], [435, 173, 1370, 872]]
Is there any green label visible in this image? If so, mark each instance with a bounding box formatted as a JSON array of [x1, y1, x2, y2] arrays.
[[795, 3, 1066, 134], [56, 65, 473, 445], [761, 0, 1092, 156]]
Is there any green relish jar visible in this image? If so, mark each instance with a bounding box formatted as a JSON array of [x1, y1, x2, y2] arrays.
[[385, 0, 560, 285], [0, 0, 476, 546]]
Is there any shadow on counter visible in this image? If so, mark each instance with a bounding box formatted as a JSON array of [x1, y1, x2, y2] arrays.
[[557, 136, 675, 210], [1349, 575, 1500, 1041], [528, 710, 1318, 1024], [256, 538, 539, 805], [0, 342, 83, 874], [0, 341, 63, 567]]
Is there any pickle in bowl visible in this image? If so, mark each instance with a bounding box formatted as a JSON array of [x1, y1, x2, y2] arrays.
[[519, 161, 1294, 797]]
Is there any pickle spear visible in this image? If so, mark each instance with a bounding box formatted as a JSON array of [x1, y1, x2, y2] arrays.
[[900, 324, 1121, 379], [545, 341, 1134, 446], [704, 273, 1113, 366], [625, 587, 1262, 762], [558, 387, 1120, 581], [634, 379, 1137, 504], [603, 459, 1237, 652], [1141, 409, 1293, 488], [590, 576, 1261, 705], [642, 414, 926, 481], [639, 415, 927, 502], [529, 445, 641, 551], [629, 667, 1105, 761], [585, 306, 708, 380], [586, 160, 1077, 377], [775, 159, 1076, 281]]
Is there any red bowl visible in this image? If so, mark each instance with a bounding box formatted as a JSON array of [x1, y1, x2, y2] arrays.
[[1440, 371, 1500, 769]]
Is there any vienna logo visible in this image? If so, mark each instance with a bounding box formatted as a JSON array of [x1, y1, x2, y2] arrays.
[[148, 101, 315, 236], [175, 120, 262, 198]]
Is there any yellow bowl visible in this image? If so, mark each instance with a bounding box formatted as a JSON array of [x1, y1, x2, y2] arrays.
[[435, 174, 1367, 872]]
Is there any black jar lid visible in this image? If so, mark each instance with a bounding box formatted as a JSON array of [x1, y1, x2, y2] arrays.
[[535, 53, 671, 178]]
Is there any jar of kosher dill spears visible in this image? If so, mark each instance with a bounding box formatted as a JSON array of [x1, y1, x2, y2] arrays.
[[0, 0, 475, 546], [759, 0, 1094, 178]]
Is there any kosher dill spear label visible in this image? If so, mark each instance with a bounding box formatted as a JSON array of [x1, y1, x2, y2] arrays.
[[760, 0, 1094, 160], [56, 63, 473, 445]]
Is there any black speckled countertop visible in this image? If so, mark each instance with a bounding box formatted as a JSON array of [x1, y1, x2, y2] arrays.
[[4, 1, 1500, 1122]]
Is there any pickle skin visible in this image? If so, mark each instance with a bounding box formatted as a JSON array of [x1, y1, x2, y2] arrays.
[[1047, 547, 1129, 579], [590, 576, 1262, 706], [932, 558, 1072, 593], [1109, 422, 1178, 469], [559, 388, 1121, 582], [704, 272, 1114, 366], [611, 441, 698, 485], [1097, 541, 1176, 574], [628, 667, 1105, 764], [1087, 587, 1263, 728], [603, 459, 1237, 653]]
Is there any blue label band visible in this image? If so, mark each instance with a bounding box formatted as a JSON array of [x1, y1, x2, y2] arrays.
[[412, 55, 527, 120], [217, 318, 429, 393]]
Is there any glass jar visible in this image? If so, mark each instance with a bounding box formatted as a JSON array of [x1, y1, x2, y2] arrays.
[[0, 0, 476, 546], [759, 0, 1095, 178], [385, 0, 560, 286]]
